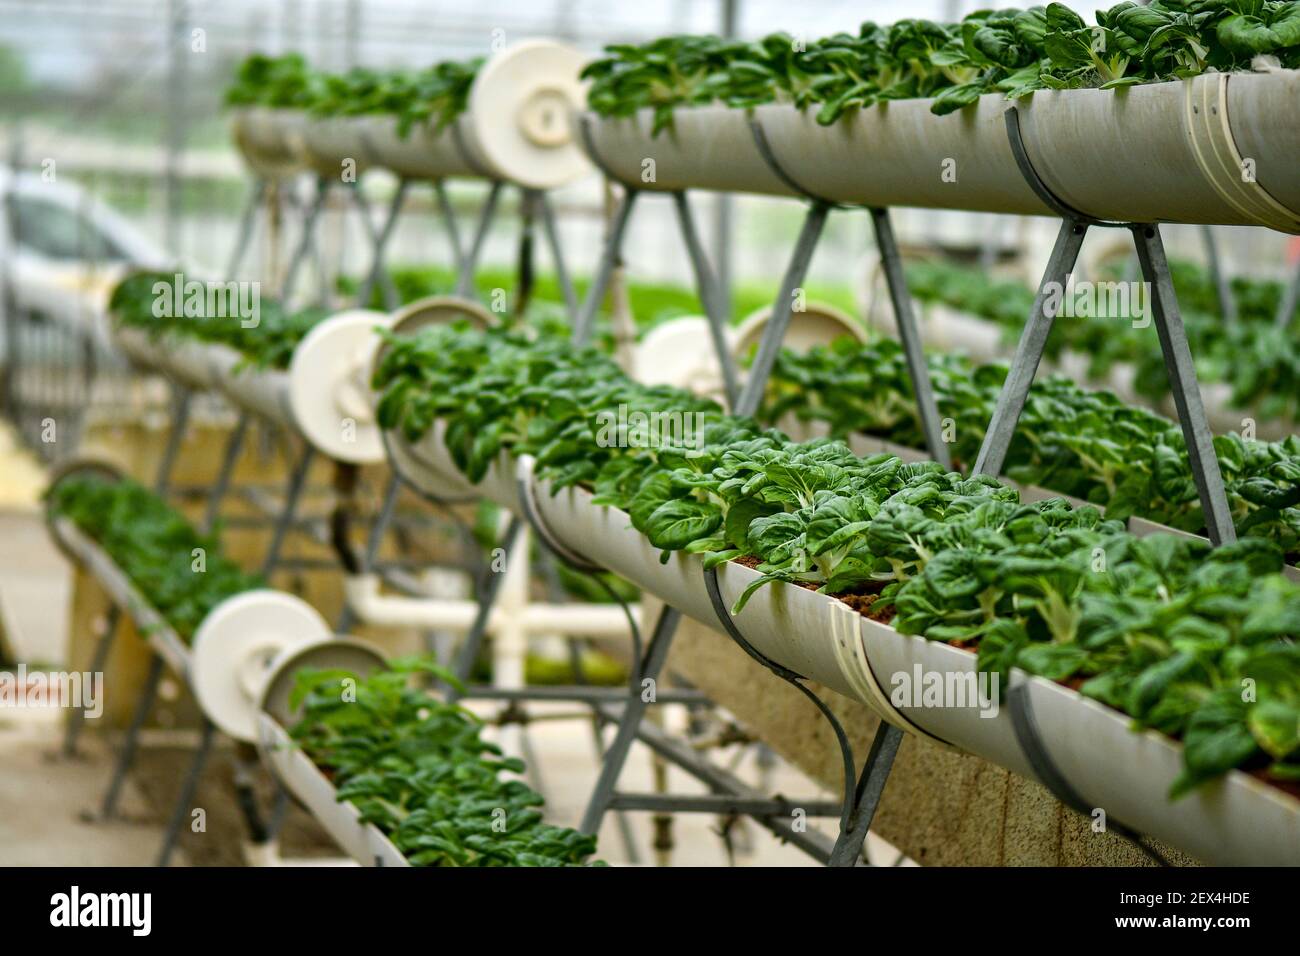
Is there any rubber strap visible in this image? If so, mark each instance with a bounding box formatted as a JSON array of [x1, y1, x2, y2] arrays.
[[826, 599, 956, 749], [748, 117, 841, 208]]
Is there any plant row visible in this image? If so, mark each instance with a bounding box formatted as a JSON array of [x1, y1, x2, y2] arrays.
[[373, 321, 1300, 796], [224, 51, 481, 136], [45, 474, 596, 865], [907, 257, 1300, 422], [584, 2, 1300, 133], [763, 338, 1300, 561], [46, 476, 260, 642], [110, 271, 328, 372], [288, 657, 602, 866]]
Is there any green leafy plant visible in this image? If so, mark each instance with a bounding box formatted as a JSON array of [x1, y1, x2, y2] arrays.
[[372, 321, 1300, 795], [225, 52, 482, 136], [288, 657, 602, 866], [46, 476, 260, 641], [906, 255, 1300, 423], [762, 337, 1300, 561], [109, 271, 328, 372], [582, 2, 1300, 130]]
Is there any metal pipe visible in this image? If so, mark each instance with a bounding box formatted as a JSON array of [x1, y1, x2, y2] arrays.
[[672, 190, 739, 408], [870, 207, 951, 469], [973, 219, 1088, 478], [1132, 223, 1237, 546], [734, 201, 830, 417], [572, 189, 637, 347], [455, 180, 502, 298]]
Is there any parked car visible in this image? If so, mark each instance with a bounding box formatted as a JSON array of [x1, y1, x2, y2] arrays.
[[1, 168, 172, 353]]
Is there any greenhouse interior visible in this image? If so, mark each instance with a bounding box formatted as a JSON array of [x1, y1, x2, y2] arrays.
[[0, 0, 1297, 901]]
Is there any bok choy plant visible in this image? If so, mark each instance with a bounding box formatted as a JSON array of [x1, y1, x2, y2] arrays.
[[225, 52, 482, 136], [46, 476, 260, 642], [288, 657, 601, 866], [110, 271, 329, 372], [581, 2, 1300, 130], [372, 321, 1300, 796], [762, 338, 1300, 560]]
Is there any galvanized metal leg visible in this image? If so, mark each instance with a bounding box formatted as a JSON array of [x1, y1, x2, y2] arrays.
[[573, 189, 638, 347], [734, 201, 831, 417], [455, 180, 503, 298], [1131, 224, 1236, 546], [357, 178, 407, 310], [62, 605, 120, 757], [579, 605, 681, 836], [447, 515, 523, 695], [433, 179, 466, 275], [350, 181, 402, 310], [203, 411, 248, 533], [225, 179, 265, 280], [282, 176, 329, 303], [1277, 257, 1300, 329], [260, 444, 315, 578], [335, 471, 402, 633], [154, 385, 193, 496], [1199, 225, 1238, 324], [672, 191, 739, 408], [538, 192, 579, 323], [99, 653, 164, 820], [870, 207, 951, 469], [155, 719, 215, 866], [972, 219, 1088, 478], [514, 188, 538, 317], [826, 723, 903, 866]]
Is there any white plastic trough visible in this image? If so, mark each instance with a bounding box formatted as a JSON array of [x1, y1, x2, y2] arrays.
[[51, 517, 192, 680], [580, 68, 1300, 232], [381, 422, 1300, 866], [184, 587, 406, 867], [258, 714, 409, 867], [110, 306, 393, 465], [267, 40, 591, 189], [230, 107, 307, 179]]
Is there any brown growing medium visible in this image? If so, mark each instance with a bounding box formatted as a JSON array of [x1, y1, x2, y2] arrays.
[[729, 556, 897, 623]]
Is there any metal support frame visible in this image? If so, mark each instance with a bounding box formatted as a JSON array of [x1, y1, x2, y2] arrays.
[[672, 191, 740, 407], [62, 605, 120, 757], [226, 178, 267, 280], [456, 181, 503, 298], [1277, 256, 1300, 329], [700, 565, 899, 867], [979, 107, 1236, 547], [281, 176, 330, 304], [156, 719, 216, 866], [260, 443, 316, 578], [154, 384, 193, 496], [1199, 225, 1238, 324], [578, 604, 681, 836], [99, 654, 164, 820], [870, 207, 952, 469], [347, 180, 401, 310], [547, 117, 966, 864], [203, 411, 249, 533]]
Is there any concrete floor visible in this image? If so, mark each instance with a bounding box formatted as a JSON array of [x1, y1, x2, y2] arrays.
[[0, 707, 173, 866]]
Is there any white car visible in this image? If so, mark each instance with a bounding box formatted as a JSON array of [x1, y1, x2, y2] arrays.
[[1, 169, 172, 353]]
